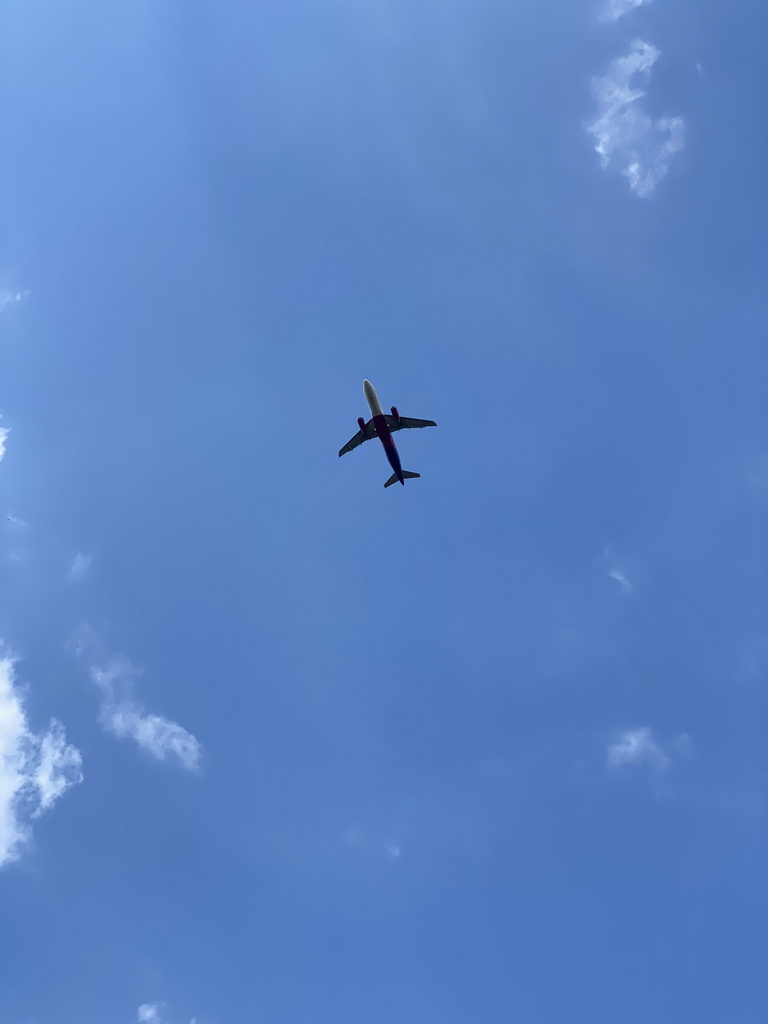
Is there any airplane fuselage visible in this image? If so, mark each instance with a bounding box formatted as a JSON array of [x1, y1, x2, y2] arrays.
[[364, 379, 404, 485]]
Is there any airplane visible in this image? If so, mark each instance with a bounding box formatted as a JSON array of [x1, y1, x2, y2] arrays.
[[338, 379, 436, 487]]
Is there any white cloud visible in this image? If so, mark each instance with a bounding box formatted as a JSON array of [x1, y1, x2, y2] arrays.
[[0, 288, 29, 313], [137, 1003, 197, 1024], [607, 727, 691, 773], [599, 0, 652, 22], [608, 727, 669, 771], [587, 39, 685, 197], [90, 658, 202, 772], [104, 702, 202, 770], [68, 551, 92, 580], [31, 720, 83, 813], [0, 424, 8, 462], [607, 567, 633, 594], [138, 1006, 164, 1024], [0, 654, 83, 868], [604, 546, 634, 594], [343, 824, 402, 861]]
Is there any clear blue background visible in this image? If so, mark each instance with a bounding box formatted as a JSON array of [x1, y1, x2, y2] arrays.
[[1, 2, 765, 1022]]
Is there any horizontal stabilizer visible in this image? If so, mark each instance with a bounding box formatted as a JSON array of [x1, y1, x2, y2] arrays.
[[384, 471, 421, 488]]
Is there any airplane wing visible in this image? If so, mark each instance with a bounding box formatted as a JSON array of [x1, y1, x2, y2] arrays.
[[338, 420, 377, 457], [386, 415, 437, 432]]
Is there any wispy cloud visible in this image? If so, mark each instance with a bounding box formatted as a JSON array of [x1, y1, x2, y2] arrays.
[[607, 727, 690, 772], [587, 39, 684, 197], [343, 824, 402, 861], [604, 546, 634, 594], [4, 514, 28, 566], [68, 551, 92, 580], [138, 1003, 197, 1024], [0, 422, 9, 462], [86, 652, 202, 772], [599, 0, 652, 22], [0, 654, 83, 868], [103, 697, 203, 770], [607, 567, 634, 594], [138, 1006, 165, 1024], [0, 288, 29, 313]]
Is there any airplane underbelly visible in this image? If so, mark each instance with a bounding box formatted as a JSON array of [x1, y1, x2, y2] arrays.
[[372, 414, 393, 445]]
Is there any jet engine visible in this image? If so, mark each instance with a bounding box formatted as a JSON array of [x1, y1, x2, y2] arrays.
[[358, 417, 367, 432], [390, 406, 400, 427]]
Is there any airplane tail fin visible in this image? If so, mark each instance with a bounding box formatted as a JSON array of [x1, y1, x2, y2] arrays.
[[384, 471, 420, 488]]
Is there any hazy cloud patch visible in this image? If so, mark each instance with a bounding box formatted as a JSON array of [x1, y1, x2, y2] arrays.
[[138, 1006, 165, 1024], [344, 824, 403, 862], [0, 654, 83, 868], [138, 1002, 197, 1024], [607, 567, 634, 594], [599, 0, 652, 22], [0, 288, 29, 313], [4, 515, 28, 566], [607, 727, 691, 773], [68, 551, 92, 580], [75, 636, 202, 772], [587, 39, 684, 197]]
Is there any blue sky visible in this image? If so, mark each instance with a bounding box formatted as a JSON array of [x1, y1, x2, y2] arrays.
[[1, 1, 766, 1022]]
